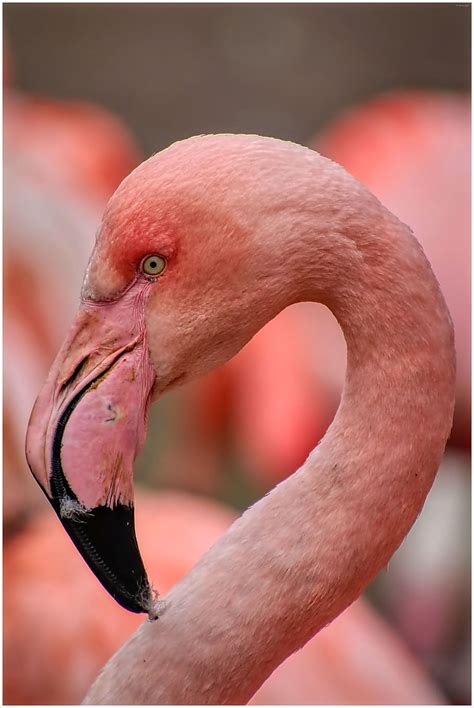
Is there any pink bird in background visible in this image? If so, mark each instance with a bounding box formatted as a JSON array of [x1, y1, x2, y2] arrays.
[[148, 307, 330, 497], [4, 76, 142, 529], [5, 495, 443, 705], [310, 90, 470, 449], [4, 93, 139, 205]]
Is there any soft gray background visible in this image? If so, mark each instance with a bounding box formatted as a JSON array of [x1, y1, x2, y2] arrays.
[[4, 3, 470, 154]]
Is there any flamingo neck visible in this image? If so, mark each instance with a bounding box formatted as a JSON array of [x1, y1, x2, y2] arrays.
[[85, 172, 455, 706]]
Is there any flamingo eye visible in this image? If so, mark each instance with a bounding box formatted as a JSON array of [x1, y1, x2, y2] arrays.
[[141, 255, 167, 277]]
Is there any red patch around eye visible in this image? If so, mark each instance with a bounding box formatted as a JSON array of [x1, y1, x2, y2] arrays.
[[86, 200, 180, 302], [112, 228, 177, 280], [85, 148, 216, 300]]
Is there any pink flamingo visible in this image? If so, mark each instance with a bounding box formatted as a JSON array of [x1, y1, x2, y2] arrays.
[[225, 307, 329, 486], [4, 93, 139, 205], [26, 135, 455, 703]]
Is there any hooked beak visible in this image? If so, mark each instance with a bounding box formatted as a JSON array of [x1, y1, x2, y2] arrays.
[[25, 294, 156, 614]]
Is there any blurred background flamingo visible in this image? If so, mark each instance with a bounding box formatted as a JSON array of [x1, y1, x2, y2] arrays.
[[5, 492, 444, 705], [4, 73, 141, 531], [4, 4, 470, 705]]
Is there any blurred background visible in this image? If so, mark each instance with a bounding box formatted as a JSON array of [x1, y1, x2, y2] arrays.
[[3, 3, 471, 705]]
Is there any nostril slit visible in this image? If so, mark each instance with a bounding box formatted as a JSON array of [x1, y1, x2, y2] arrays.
[[59, 355, 90, 394]]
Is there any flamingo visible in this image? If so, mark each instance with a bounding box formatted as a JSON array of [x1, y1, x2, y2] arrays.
[[26, 134, 455, 704], [4, 93, 140, 205]]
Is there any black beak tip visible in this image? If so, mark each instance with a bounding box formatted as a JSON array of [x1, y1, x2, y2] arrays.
[[50, 493, 152, 615]]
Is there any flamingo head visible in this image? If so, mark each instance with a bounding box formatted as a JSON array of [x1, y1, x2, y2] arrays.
[[25, 134, 320, 613]]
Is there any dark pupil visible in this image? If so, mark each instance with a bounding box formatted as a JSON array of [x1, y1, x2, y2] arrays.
[[149, 260, 157, 269]]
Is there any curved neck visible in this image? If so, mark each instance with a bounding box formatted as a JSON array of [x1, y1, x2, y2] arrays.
[[85, 175, 455, 705]]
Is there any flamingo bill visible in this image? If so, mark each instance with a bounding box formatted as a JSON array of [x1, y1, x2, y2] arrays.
[[25, 301, 156, 614]]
